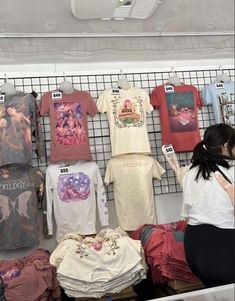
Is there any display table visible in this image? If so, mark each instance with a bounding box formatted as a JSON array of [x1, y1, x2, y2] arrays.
[[149, 283, 234, 301], [74, 286, 138, 301]]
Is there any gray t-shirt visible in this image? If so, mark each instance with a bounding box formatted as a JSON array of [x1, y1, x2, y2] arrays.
[[0, 92, 45, 167], [0, 166, 44, 249]]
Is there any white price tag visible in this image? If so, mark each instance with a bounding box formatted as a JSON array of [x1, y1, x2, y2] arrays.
[[52, 91, 62, 100], [164, 85, 174, 93], [0, 94, 5, 103], [215, 82, 225, 89], [59, 167, 69, 175]]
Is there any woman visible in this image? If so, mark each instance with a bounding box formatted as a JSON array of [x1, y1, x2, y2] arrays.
[[182, 123, 235, 287]]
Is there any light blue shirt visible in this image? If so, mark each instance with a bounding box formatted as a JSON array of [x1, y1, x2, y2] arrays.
[[202, 81, 234, 125]]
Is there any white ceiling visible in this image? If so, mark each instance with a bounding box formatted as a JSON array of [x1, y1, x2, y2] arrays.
[[0, 0, 234, 65]]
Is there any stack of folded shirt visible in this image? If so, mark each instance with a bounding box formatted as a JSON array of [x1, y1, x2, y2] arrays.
[[50, 228, 147, 298], [131, 221, 198, 284]]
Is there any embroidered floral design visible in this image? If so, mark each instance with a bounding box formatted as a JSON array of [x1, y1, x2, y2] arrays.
[[106, 239, 120, 255], [76, 244, 89, 258]]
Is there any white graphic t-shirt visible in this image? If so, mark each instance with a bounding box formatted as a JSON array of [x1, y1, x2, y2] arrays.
[[46, 161, 109, 240], [104, 154, 165, 231], [202, 81, 235, 126], [97, 87, 153, 156]]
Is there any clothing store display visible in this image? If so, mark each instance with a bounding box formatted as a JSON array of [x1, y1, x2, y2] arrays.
[[97, 86, 153, 156], [151, 84, 202, 152], [0, 166, 44, 249], [104, 154, 165, 231], [0, 92, 45, 167], [0, 249, 61, 301], [46, 161, 109, 240], [201, 81, 234, 126], [50, 228, 146, 298], [39, 89, 97, 162]]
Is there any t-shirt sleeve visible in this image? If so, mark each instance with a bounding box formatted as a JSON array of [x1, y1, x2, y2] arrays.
[[195, 88, 203, 108], [39, 92, 50, 116], [152, 159, 166, 179], [150, 87, 161, 109], [86, 92, 98, 117], [201, 85, 212, 105], [144, 90, 154, 113], [97, 91, 108, 113], [45, 167, 54, 236], [94, 164, 109, 227], [104, 160, 114, 185]]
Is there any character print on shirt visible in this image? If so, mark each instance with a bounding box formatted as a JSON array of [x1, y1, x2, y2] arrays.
[[111, 96, 144, 128], [0, 191, 32, 223], [166, 91, 197, 133], [58, 172, 90, 202], [0, 266, 21, 283], [54, 102, 86, 145], [218, 92, 235, 126], [0, 96, 32, 164]]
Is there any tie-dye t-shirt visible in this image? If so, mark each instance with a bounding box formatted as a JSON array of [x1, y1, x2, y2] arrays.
[[46, 161, 109, 241], [0, 166, 44, 249], [39, 90, 98, 162]]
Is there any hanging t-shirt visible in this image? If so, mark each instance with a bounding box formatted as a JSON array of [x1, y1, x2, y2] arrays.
[[46, 161, 109, 240], [104, 154, 165, 231], [201, 81, 234, 126], [39, 90, 98, 162], [97, 86, 153, 156], [0, 92, 43, 167], [0, 166, 44, 249], [151, 84, 202, 152]]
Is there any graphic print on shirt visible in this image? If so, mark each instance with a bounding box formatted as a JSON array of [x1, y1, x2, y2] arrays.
[[218, 92, 235, 126], [166, 91, 197, 132], [57, 172, 90, 202], [0, 96, 32, 163], [54, 102, 86, 145], [0, 191, 32, 223], [112, 96, 144, 128], [0, 266, 21, 282]]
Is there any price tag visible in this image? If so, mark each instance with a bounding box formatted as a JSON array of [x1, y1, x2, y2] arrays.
[[112, 89, 120, 94], [59, 167, 69, 175], [0, 94, 5, 103], [215, 82, 224, 89], [52, 91, 62, 100], [164, 85, 174, 93]]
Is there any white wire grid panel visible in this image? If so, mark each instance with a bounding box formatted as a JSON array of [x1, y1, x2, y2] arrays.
[[0, 67, 234, 201]]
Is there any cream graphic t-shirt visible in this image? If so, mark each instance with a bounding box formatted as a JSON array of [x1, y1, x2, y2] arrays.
[[105, 154, 165, 231], [97, 87, 153, 156]]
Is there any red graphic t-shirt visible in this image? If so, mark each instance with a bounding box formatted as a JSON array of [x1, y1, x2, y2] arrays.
[[151, 84, 202, 152], [40, 90, 98, 162]]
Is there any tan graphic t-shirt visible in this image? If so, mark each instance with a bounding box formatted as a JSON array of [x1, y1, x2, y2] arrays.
[[97, 87, 153, 156], [104, 154, 165, 231]]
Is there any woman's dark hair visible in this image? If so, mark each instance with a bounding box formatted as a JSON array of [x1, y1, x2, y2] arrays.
[[190, 123, 235, 181]]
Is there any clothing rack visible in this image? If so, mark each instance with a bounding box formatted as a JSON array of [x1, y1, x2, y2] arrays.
[[0, 67, 234, 201]]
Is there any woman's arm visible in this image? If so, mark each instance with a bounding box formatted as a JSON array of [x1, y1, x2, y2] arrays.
[[214, 171, 235, 205]]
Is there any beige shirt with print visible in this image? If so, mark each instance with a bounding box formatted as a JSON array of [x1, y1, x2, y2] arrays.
[[97, 87, 153, 156], [105, 154, 166, 231]]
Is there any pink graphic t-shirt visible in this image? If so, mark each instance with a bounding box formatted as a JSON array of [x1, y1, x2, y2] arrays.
[[40, 90, 98, 162]]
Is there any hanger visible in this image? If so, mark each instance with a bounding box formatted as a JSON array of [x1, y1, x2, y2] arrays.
[[59, 72, 75, 94], [214, 66, 230, 83], [0, 74, 16, 95], [167, 67, 182, 86], [116, 69, 131, 90]]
